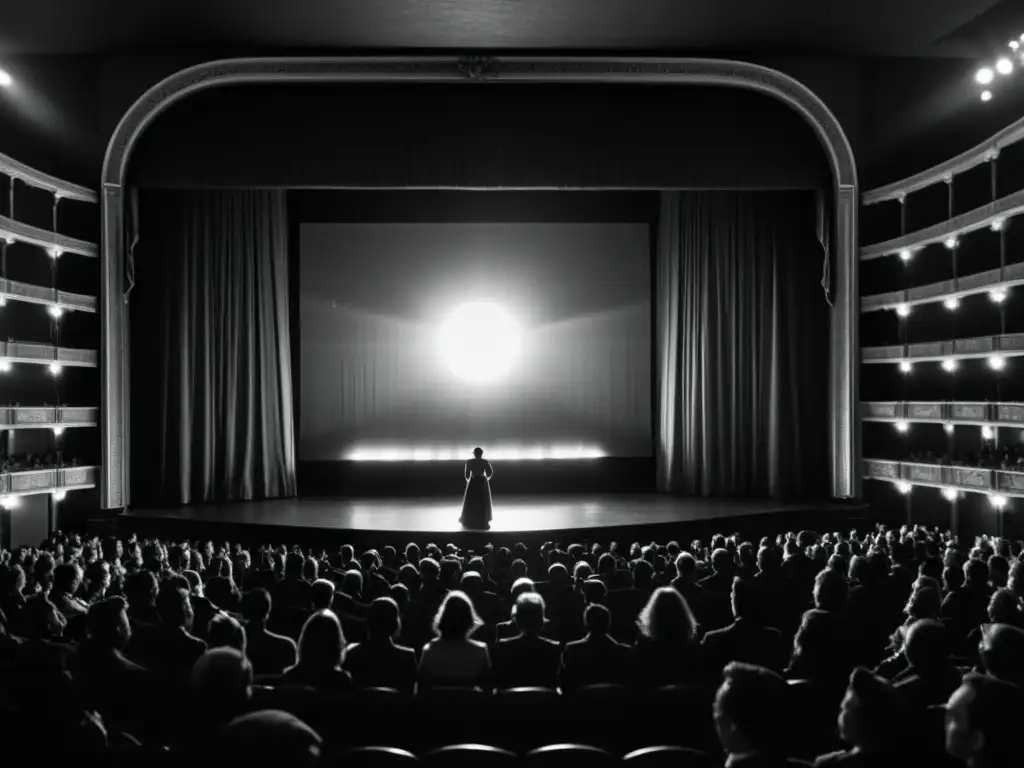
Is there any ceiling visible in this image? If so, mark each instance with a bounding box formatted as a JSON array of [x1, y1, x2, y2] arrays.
[[0, 0, 1019, 57]]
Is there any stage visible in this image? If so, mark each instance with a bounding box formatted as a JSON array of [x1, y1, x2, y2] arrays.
[[119, 494, 869, 548]]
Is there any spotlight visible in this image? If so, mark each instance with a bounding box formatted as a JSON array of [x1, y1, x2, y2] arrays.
[[990, 494, 1008, 509], [897, 482, 912, 495], [896, 304, 911, 317], [989, 355, 1006, 371], [982, 90, 993, 102], [52, 426, 64, 437], [942, 359, 959, 373], [941, 487, 960, 502], [944, 297, 960, 310], [895, 421, 910, 433], [990, 288, 1008, 303], [944, 423, 955, 434], [438, 301, 522, 383], [899, 248, 912, 262], [51, 490, 66, 502], [982, 425, 995, 440], [991, 219, 1005, 231], [997, 57, 1014, 75], [0, 69, 10, 88], [47, 305, 63, 319], [977, 66, 995, 84], [899, 360, 913, 374], [944, 237, 958, 249], [48, 363, 62, 376]]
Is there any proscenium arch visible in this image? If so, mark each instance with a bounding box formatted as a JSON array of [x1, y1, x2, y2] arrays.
[[100, 56, 859, 509]]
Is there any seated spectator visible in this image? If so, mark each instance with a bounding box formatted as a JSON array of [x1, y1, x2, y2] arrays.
[[281, 609, 352, 694], [817, 667, 912, 765], [418, 590, 490, 690], [493, 592, 561, 689], [560, 603, 633, 690], [977, 622, 1024, 686], [151, 583, 207, 684], [242, 587, 296, 676], [634, 587, 706, 687], [892, 619, 962, 710], [208, 613, 247, 654], [188, 648, 254, 748], [789, 609, 854, 695], [342, 597, 417, 692], [714, 662, 801, 765], [946, 673, 1024, 768], [50, 564, 88, 622], [219, 710, 322, 766], [702, 577, 788, 676]]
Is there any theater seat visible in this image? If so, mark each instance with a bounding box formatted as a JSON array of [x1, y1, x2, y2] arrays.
[[571, 683, 630, 704], [623, 746, 718, 767], [339, 746, 419, 767], [526, 744, 617, 767], [425, 744, 519, 767]]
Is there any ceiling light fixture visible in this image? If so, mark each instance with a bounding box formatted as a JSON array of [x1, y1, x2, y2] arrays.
[[997, 57, 1014, 75], [977, 66, 995, 84], [0, 69, 11, 89]]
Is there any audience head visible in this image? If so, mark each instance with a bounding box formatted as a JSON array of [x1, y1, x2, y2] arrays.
[[714, 663, 789, 756], [510, 577, 535, 600], [838, 667, 909, 752], [904, 619, 949, 671], [85, 596, 131, 650], [208, 613, 246, 654], [512, 592, 546, 635], [310, 578, 335, 611], [813, 567, 848, 611], [978, 622, 1024, 686], [156, 583, 194, 630], [584, 603, 612, 636], [637, 586, 698, 644], [190, 647, 254, 728], [730, 577, 758, 620], [296, 610, 346, 669], [366, 597, 401, 641], [242, 587, 272, 625], [433, 590, 482, 640], [946, 672, 1024, 766], [220, 710, 322, 766]]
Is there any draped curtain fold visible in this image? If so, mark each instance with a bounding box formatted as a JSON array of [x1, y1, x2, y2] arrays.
[[655, 191, 829, 499], [131, 190, 296, 505]]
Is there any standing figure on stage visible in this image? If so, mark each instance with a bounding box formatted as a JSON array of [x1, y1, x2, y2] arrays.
[[460, 447, 494, 530]]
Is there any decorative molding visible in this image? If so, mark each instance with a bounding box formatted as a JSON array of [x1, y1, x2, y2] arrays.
[[100, 55, 860, 509], [861, 262, 1024, 313], [862, 401, 1024, 427], [0, 214, 98, 258], [0, 279, 96, 314], [0, 406, 98, 429], [0, 465, 98, 497], [0, 151, 98, 204], [861, 187, 1024, 261], [862, 333, 1024, 363], [863, 458, 1024, 499], [863, 114, 1024, 205], [0, 341, 98, 368]]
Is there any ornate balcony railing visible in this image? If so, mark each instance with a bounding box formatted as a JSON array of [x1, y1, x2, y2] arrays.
[[862, 334, 1024, 364], [0, 465, 98, 497], [0, 151, 97, 204], [861, 262, 1024, 313], [861, 401, 1024, 427], [863, 458, 1024, 497], [0, 406, 98, 430], [0, 278, 96, 313], [0, 214, 97, 258], [0, 341, 98, 368]]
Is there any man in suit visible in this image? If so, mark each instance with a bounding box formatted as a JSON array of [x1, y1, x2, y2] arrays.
[[702, 578, 788, 677], [153, 583, 207, 685], [492, 593, 562, 690], [560, 603, 633, 690]]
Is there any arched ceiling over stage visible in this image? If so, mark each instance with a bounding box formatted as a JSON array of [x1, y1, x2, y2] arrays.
[[0, 0, 1017, 58]]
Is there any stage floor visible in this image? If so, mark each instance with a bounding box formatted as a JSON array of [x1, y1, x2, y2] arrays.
[[122, 494, 861, 536]]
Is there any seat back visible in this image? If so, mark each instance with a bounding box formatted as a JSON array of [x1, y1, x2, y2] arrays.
[[624, 745, 718, 768], [425, 744, 519, 768], [527, 744, 617, 768]]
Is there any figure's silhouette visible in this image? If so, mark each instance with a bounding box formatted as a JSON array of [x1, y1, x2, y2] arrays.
[[460, 447, 493, 530]]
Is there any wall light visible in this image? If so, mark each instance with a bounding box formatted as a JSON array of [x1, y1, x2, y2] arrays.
[[990, 494, 1008, 509], [47, 248, 61, 260], [982, 425, 995, 440], [48, 363, 62, 376], [977, 66, 995, 84], [991, 219, 1005, 232], [896, 304, 911, 317], [52, 426, 64, 437], [897, 482, 912, 494], [47, 305, 63, 320], [899, 360, 913, 374], [51, 490, 66, 502], [944, 297, 960, 310], [942, 487, 960, 502], [944, 423, 955, 434], [899, 249, 912, 262], [942, 359, 959, 372], [989, 355, 1006, 371], [944, 237, 958, 249], [895, 421, 910, 433], [0, 360, 10, 373], [982, 90, 993, 102], [990, 288, 1008, 303], [997, 57, 1014, 75]]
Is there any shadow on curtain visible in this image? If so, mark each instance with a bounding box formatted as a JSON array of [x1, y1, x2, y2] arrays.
[[655, 191, 830, 500], [130, 190, 296, 505]]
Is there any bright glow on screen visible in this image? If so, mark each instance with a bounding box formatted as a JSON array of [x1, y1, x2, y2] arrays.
[[347, 443, 606, 461], [438, 301, 522, 383]]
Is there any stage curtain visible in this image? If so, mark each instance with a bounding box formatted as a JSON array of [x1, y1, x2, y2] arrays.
[[655, 191, 830, 499], [130, 190, 296, 504]]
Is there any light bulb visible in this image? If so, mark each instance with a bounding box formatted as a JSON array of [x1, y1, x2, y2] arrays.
[[989, 355, 1006, 371], [942, 359, 958, 373], [51, 490, 66, 502], [895, 421, 910, 433], [997, 57, 1014, 75], [982, 426, 995, 440], [0, 70, 11, 89], [977, 66, 995, 84], [899, 360, 913, 374], [48, 363, 62, 376], [47, 305, 63, 319], [990, 288, 1008, 303], [899, 249, 912, 262], [0, 360, 10, 373], [897, 482, 912, 495], [0, 297, 5, 307], [982, 90, 993, 102], [896, 304, 911, 317], [1013, 41, 1021, 51], [48, 248, 61, 260], [990, 494, 1008, 509], [942, 487, 959, 502], [991, 219, 1005, 231], [944, 237, 958, 249], [52, 426, 64, 437], [944, 423, 955, 434], [944, 297, 960, 310]]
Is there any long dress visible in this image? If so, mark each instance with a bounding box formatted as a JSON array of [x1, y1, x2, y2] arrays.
[[459, 457, 494, 529]]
